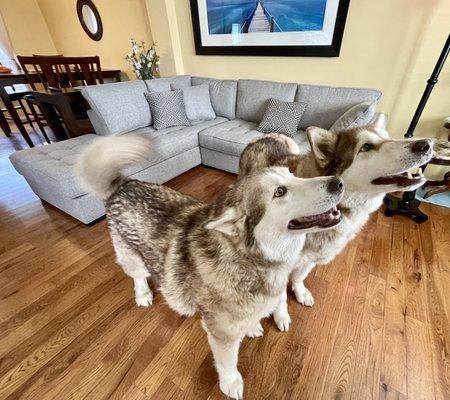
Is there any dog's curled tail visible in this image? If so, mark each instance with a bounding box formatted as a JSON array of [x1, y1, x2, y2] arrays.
[[76, 135, 151, 199]]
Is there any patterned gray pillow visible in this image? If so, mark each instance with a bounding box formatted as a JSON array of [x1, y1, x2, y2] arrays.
[[257, 99, 306, 138], [144, 89, 190, 130]]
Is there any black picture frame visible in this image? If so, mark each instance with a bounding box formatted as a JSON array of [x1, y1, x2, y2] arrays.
[[190, 0, 350, 57]]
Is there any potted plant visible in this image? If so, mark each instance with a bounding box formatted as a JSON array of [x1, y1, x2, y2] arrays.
[[125, 38, 160, 80]]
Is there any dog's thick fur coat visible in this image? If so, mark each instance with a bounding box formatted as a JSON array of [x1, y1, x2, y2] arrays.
[[77, 135, 343, 399]]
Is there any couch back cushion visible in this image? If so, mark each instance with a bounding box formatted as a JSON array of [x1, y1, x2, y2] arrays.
[[82, 80, 150, 136], [295, 84, 382, 130], [171, 83, 216, 122], [236, 79, 298, 123], [145, 75, 191, 92], [191, 77, 237, 119]]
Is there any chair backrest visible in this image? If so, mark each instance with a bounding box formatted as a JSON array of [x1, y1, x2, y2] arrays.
[[17, 55, 104, 90]]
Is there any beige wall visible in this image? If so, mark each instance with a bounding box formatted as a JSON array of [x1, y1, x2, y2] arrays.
[[145, 0, 181, 76], [0, 0, 56, 56], [37, 0, 153, 79]]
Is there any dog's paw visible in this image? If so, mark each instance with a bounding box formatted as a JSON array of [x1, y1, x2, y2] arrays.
[[274, 313, 291, 332], [293, 284, 314, 307], [135, 291, 153, 307], [219, 370, 244, 400], [245, 322, 264, 338]]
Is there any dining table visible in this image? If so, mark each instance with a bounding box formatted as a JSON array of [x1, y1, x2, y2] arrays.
[[0, 69, 121, 146]]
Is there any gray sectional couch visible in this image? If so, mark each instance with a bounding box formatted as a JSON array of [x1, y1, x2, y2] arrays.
[[9, 75, 382, 224]]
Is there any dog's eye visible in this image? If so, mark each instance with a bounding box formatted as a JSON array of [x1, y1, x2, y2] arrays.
[[360, 143, 374, 152], [274, 186, 287, 197]]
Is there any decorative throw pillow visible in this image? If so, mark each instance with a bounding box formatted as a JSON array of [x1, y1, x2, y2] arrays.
[[257, 99, 306, 138], [330, 101, 377, 131], [144, 89, 190, 130], [170, 83, 216, 122]]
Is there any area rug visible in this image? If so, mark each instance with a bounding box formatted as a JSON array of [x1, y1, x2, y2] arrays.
[[416, 186, 450, 209]]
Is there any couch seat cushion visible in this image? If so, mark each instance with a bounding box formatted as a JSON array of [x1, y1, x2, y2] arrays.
[[199, 119, 262, 157], [199, 119, 312, 158], [131, 117, 227, 163]]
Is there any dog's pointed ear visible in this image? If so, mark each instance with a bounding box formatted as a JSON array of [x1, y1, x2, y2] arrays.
[[306, 127, 338, 169], [370, 113, 387, 129], [205, 207, 244, 237]]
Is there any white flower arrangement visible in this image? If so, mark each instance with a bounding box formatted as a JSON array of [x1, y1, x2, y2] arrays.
[[125, 38, 160, 80]]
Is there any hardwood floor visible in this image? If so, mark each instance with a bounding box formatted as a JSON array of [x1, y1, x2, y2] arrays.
[[0, 133, 449, 399]]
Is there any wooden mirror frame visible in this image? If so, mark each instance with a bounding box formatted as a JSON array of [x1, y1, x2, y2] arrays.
[[77, 0, 103, 41]]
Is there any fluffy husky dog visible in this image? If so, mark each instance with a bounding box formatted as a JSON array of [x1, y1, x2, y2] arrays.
[[239, 115, 433, 328], [77, 135, 344, 400]]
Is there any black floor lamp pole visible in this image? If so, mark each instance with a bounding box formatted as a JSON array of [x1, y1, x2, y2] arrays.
[[384, 33, 450, 223]]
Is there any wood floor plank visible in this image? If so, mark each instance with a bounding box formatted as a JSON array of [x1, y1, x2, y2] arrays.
[[380, 219, 408, 395], [350, 274, 386, 400], [150, 378, 183, 400], [403, 222, 429, 323], [134, 317, 210, 397], [79, 301, 184, 400], [290, 247, 357, 399], [419, 217, 450, 399], [321, 229, 374, 399], [107, 328, 181, 400], [405, 316, 436, 400]]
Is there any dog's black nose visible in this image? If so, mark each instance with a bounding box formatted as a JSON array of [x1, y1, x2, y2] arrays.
[[411, 139, 431, 154], [327, 177, 344, 194]]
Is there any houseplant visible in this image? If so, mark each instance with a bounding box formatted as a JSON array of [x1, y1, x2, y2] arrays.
[[125, 38, 160, 80]]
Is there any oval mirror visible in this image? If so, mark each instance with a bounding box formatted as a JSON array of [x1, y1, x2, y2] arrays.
[[77, 0, 103, 41]]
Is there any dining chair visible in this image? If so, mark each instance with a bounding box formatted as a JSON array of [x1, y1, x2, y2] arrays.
[[17, 56, 104, 90], [16, 56, 104, 142], [0, 62, 50, 143]]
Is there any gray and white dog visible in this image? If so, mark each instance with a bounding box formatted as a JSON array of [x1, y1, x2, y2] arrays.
[[77, 135, 343, 400], [239, 115, 433, 330]]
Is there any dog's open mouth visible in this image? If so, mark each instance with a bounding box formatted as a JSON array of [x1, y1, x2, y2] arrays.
[[372, 167, 425, 187], [288, 206, 341, 230]]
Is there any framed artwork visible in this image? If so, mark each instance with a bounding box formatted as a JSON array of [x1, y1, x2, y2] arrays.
[[190, 0, 350, 57]]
